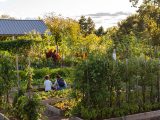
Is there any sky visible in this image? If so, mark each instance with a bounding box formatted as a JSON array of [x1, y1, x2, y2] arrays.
[[0, 0, 142, 29]]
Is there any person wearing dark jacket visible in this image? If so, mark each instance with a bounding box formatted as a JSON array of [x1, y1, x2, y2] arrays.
[[53, 74, 67, 90]]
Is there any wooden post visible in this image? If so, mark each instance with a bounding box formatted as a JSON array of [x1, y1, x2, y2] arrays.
[[61, 53, 64, 68], [126, 58, 129, 103], [16, 54, 20, 91], [136, 58, 139, 103], [12, 36, 15, 40], [158, 58, 160, 102], [56, 44, 59, 53], [27, 56, 31, 99], [86, 60, 90, 105], [28, 56, 31, 67]]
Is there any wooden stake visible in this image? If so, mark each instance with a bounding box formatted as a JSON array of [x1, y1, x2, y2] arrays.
[[16, 54, 20, 91]]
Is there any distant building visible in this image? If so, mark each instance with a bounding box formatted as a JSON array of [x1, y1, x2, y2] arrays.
[[0, 19, 48, 39]]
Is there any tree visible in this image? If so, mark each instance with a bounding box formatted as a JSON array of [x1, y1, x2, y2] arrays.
[[78, 16, 95, 36], [130, 0, 160, 7], [95, 26, 105, 36], [87, 17, 95, 35], [0, 14, 15, 19], [44, 13, 81, 53], [78, 16, 87, 35], [44, 13, 88, 64], [113, 3, 160, 47]]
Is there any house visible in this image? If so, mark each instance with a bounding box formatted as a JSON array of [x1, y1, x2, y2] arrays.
[[0, 19, 48, 39]]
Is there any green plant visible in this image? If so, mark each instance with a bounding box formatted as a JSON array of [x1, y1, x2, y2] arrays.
[[14, 94, 43, 120], [33, 67, 74, 79], [0, 51, 16, 103], [52, 98, 79, 117], [73, 52, 160, 119], [23, 96, 42, 120], [26, 66, 34, 90], [13, 89, 25, 107]]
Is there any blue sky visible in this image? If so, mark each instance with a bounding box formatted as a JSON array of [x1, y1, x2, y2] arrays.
[[0, 0, 142, 28]]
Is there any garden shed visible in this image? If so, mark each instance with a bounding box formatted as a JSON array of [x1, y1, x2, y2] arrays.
[[0, 19, 48, 38]]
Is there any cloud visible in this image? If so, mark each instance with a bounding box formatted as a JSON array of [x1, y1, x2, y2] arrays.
[[75, 11, 132, 29], [0, 0, 6, 2], [95, 20, 103, 24], [91, 16, 101, 19], [87, 11, 131, 17]]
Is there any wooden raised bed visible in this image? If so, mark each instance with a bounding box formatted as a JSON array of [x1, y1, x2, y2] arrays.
[[45, 104, 160, 120], [104, 110, 160, 120], [70, 110, 160, 120]]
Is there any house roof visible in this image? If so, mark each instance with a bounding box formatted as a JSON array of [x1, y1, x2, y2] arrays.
[[0, 19, 48, 35]]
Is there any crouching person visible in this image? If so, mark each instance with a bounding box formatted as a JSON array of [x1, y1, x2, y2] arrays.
[[44, 75, 52, 92], [53, 74, 67, 90]]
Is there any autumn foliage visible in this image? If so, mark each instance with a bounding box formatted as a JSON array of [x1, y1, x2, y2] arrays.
[[46, 49, 61, 62]]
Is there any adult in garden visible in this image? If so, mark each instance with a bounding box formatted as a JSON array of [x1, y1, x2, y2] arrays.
[[44, 75, 52, 92], [53, 74, 67, 90]]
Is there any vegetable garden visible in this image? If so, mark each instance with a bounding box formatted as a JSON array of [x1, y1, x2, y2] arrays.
[[1, 1, 160, 120]]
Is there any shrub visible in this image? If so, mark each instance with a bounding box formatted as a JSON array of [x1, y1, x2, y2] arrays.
[[33, 67, 74, 79], [33, 67, 51, 79], [73, 52, 160, 119], [14, 94, 43, 120]]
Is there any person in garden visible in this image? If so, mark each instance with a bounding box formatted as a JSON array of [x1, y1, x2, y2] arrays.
[[44, 75, 52, 92], [53, 74, 67, 90]]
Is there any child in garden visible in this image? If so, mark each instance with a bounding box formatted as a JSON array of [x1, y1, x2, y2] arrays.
[[53, 74, 67, 90], [44, 75, 52, 92]]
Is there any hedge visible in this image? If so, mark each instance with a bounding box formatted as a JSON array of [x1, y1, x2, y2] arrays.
[[18, 67, 74, 80]]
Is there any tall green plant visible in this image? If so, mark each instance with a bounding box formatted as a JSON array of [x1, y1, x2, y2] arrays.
[[14, 94, 43, 120], [0, 51, 16, 103]]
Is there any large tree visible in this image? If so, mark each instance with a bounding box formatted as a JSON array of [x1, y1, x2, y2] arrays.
[[87, 17, 95, 35], [44, 13, 81, 52], [95, 26, 105, 37], [78, 16, 87, 35], [130, 0, 160, 7], [78, 16, 95, 36]]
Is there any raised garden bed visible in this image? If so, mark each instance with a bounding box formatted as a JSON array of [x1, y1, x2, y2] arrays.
[[103, 110, 160, 120], [45, 102, 160, 120]]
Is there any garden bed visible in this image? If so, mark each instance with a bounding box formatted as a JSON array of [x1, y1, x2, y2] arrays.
[[69, 110, 160, 120], [44, 101, 160, 120], [104, 110, 160, 120]]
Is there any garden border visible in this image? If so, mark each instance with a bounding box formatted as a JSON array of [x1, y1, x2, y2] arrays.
[[43, 98, 160, 120], [70, 110, 160, 120], [104, 110, 160, 120]]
